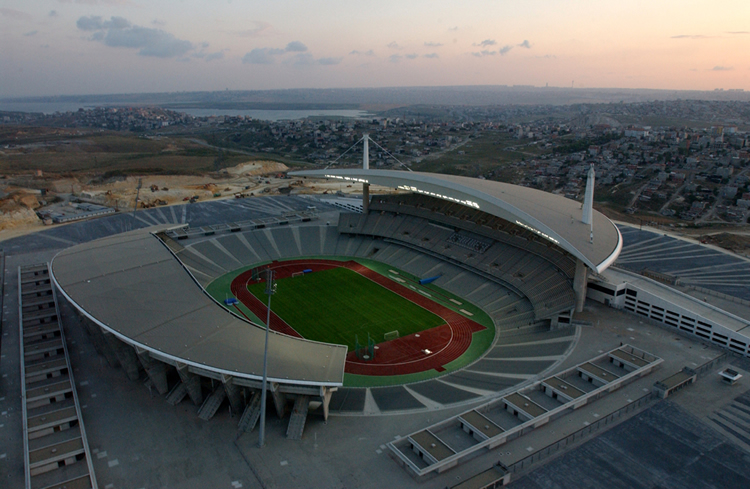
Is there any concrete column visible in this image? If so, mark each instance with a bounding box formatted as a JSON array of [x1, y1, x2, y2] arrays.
[[135, 347, 169, 395], [271, 383, 286, 419], [573, 259, 589, 313], [84, 321, 120, 368], [363, 183, 370, 213], [321, 387, 335, 422], [221, 374, 245, 415], [176, 363, 203, 406], [102, 330, 141, 381]]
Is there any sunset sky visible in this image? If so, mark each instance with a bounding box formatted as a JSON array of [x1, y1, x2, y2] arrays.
[[2, 0, 749, 98]]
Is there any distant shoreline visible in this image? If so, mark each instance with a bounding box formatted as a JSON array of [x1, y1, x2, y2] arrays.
[[3, 85, 749, 113], [0, 101, 373, 120]]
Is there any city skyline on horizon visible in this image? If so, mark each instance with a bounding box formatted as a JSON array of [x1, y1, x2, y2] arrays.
[[2, 0, 750, 99]]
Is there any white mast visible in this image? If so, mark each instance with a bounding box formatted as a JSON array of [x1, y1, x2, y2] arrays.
[[362, 133, 370, 212], [363, 133, 369, 170], [582, 164, 595, 242]]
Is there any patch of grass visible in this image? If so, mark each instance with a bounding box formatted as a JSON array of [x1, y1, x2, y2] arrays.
[[247, 267, 445, 350], [0, 130, 248, 176], [413, 131, 547, 180]]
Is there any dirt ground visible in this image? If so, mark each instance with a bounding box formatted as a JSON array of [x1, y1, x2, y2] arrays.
[[698, 232, 750, 255], [0, 160, 395, 239]]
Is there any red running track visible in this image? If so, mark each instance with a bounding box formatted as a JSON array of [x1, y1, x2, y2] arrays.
[[229, 259, 485, 376]]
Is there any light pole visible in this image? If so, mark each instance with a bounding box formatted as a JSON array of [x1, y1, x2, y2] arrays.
[[259, 268, 276, 448]]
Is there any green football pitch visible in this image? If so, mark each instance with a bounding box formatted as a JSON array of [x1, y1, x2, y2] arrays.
[[246, 267, 445, 350]]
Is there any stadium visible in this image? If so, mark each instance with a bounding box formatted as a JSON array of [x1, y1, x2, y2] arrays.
[[6, 158, 750, 488]]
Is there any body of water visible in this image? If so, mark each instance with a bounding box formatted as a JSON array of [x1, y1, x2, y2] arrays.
[[0, 102, 98, 114], [0, 101, 373, 121], [177, 108, 372, 120]]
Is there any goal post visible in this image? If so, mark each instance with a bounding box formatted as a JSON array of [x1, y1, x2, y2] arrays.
[[384, 330, 400, 342], [291, 271, 305, 278]]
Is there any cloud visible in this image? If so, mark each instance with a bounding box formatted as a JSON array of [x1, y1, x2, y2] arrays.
[[448, 26, 458, 31], [193, 44, 225, 62], [518, 40, 531, 49], [290, 53, 315, 66], [49, 10, 59, 18], [424, 53, 439, 59], [77, 16, 194, 58], [387, 41, 400, 49], [243, 47, 285, 64], [243, 41, 337, 66], [106, 27, 193, 57], [318, 57, 342, 65], [76, 15, 103, 31], [535, 54, 557, 59], [24, 30, 38, 37], [76, 15, 130, 31], [727, 31, 749, 34], [474, 39, 496, 47], [499, 45, 513, 55], [424, 41, 443, 47], [61, 0, 134, 5], [205, 52, 224, 62], [472, 49, 497, 57], [236, 21, 273, 38], [389, 54, 402, 63], [285, 41, 307, 52], [711, 65, 733, 71], [0, 8, 32, 21], [286, 53, 341, 66], [405, 53, 418, 59], [242, 41, 316, 64], [152, 19, 166, 26], [350, 49, 375, 56], [671, 34, 712, 39]]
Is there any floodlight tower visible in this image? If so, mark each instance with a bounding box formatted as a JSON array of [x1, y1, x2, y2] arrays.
[[362, 133, 370, 213], [258, 269, 276, 448]]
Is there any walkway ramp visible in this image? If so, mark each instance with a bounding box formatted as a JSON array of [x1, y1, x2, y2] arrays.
[[286, 395, 310, 440], [237, 390, 261, 433], [197, 387, 226, 421], [166, 382, 188, 406]]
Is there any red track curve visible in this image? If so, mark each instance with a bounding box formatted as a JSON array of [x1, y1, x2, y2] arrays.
[[229, 259, 485, 376]]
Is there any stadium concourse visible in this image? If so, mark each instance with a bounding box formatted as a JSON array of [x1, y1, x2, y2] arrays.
[[0, 171, 749, 488]]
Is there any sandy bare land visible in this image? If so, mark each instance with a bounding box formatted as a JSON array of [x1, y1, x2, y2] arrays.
[[0, 160, 396, 240]]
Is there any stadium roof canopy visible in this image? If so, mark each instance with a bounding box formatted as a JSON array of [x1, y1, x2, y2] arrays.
[[50, 227, 348, 387], [290, 169, 621, 273]]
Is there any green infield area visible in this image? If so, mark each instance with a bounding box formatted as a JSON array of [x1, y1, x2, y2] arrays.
[[246, 267, 445, 350]]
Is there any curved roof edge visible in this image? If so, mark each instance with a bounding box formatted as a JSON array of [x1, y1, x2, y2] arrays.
[[49, 227, 347, 388], [50, 264, 344, 388], [596, 225, 623, 274], [291, 169, 621, 273]]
